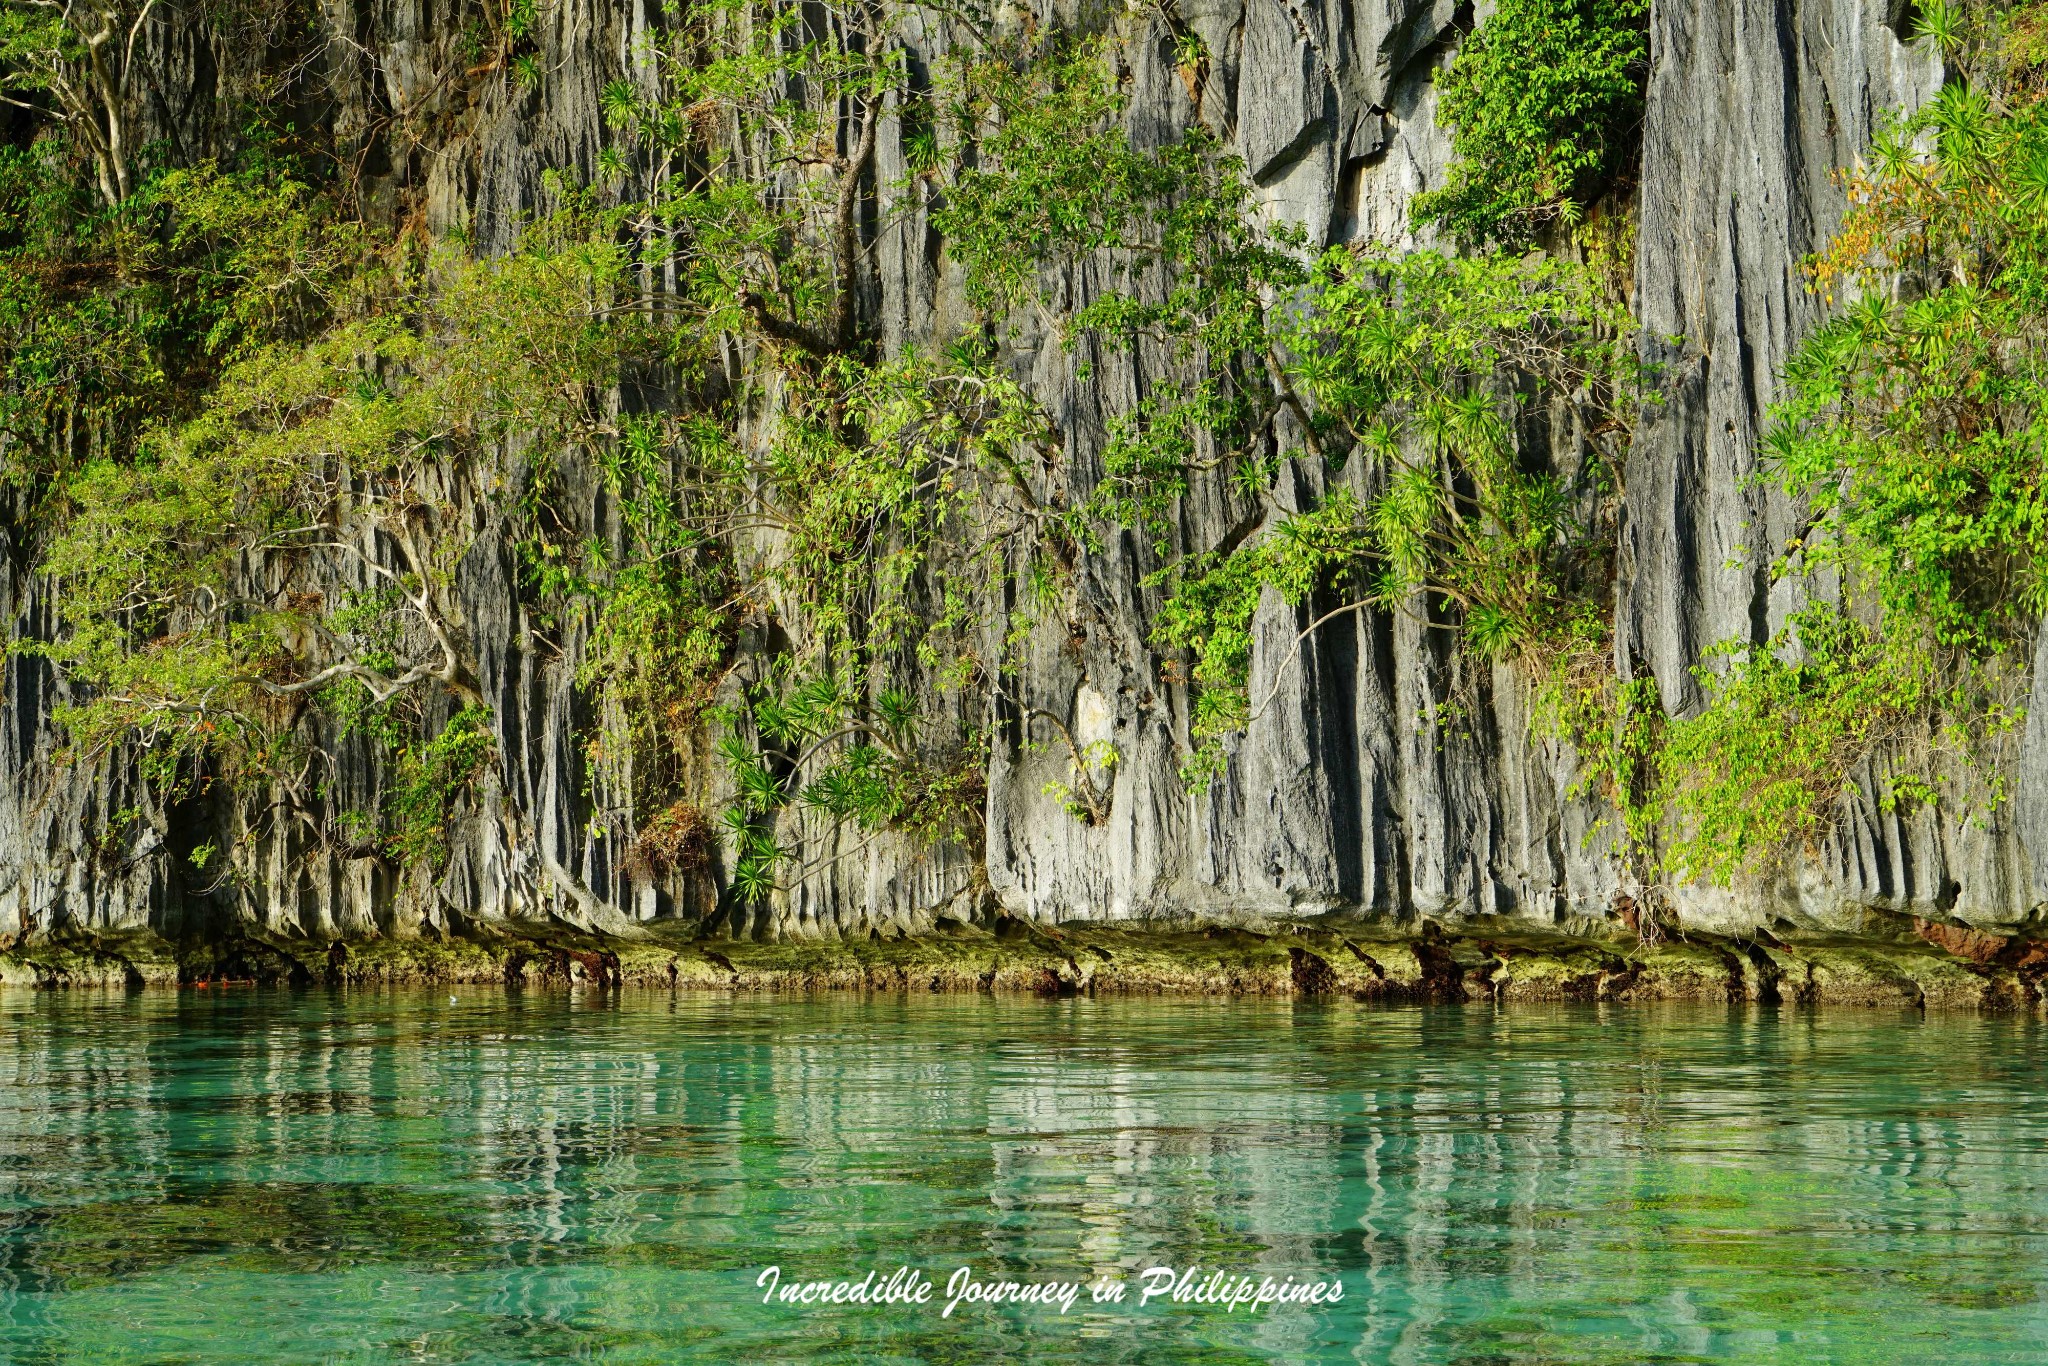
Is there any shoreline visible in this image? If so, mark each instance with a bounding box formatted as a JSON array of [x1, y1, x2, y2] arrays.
[[4, 918, 2045, 1009]]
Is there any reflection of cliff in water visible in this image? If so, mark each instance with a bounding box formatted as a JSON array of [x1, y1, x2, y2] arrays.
[[4, 994, 2048, 1360]]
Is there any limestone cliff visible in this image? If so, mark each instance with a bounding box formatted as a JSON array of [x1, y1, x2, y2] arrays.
[[6, 0, 2033, 966]]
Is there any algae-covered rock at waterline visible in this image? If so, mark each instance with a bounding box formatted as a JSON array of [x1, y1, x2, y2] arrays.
[[8, 917, 2047, 1009]]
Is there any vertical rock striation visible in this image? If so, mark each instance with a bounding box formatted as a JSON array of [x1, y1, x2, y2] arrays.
[[3, 0, 2035, 954]]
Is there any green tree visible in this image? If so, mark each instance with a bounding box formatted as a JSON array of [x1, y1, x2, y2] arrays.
[[0, 0, 161, 207]]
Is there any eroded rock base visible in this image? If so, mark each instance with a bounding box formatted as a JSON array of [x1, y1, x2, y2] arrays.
[[5, 918, 2045, 1009]]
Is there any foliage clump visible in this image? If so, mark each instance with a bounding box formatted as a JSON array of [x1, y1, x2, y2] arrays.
[[1656, 613, 1940, 883], [0, 145, 359, 480], [33, 194, 645, 781], [384, 705, 498, 871], [1146, 246, 1640, 782], [713, 675, 987, 902], [1413, 0, 1650, 247], [1772, 21, 2048, 652]]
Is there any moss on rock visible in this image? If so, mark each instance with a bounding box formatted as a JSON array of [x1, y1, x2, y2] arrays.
[[1, 918, 2042, 1009]]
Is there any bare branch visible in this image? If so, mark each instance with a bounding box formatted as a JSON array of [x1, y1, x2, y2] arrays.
[[1243, 598, 1374, 728]]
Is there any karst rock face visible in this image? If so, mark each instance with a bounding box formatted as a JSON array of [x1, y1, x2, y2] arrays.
[[7, 0, 2031, 952]]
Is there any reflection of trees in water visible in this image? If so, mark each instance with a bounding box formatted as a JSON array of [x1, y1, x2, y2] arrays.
[[3, 995, 2048, 1361]]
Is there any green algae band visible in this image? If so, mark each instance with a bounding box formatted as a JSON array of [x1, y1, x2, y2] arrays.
[[9, 918, 2042, 1009]]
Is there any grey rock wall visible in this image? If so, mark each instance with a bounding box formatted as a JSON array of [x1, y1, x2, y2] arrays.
[[4, 0, 2032, 951], [1619, 0, 2045, 934]]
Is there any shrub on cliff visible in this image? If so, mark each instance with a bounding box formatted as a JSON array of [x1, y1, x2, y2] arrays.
[[1413, 0, 1651, 247]]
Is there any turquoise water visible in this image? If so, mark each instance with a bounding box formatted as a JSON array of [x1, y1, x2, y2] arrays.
[[2, 992, 2046, 1364]]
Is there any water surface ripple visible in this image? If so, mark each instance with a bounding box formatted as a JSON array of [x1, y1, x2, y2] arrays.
[[2, 991, 2045, 1362]]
